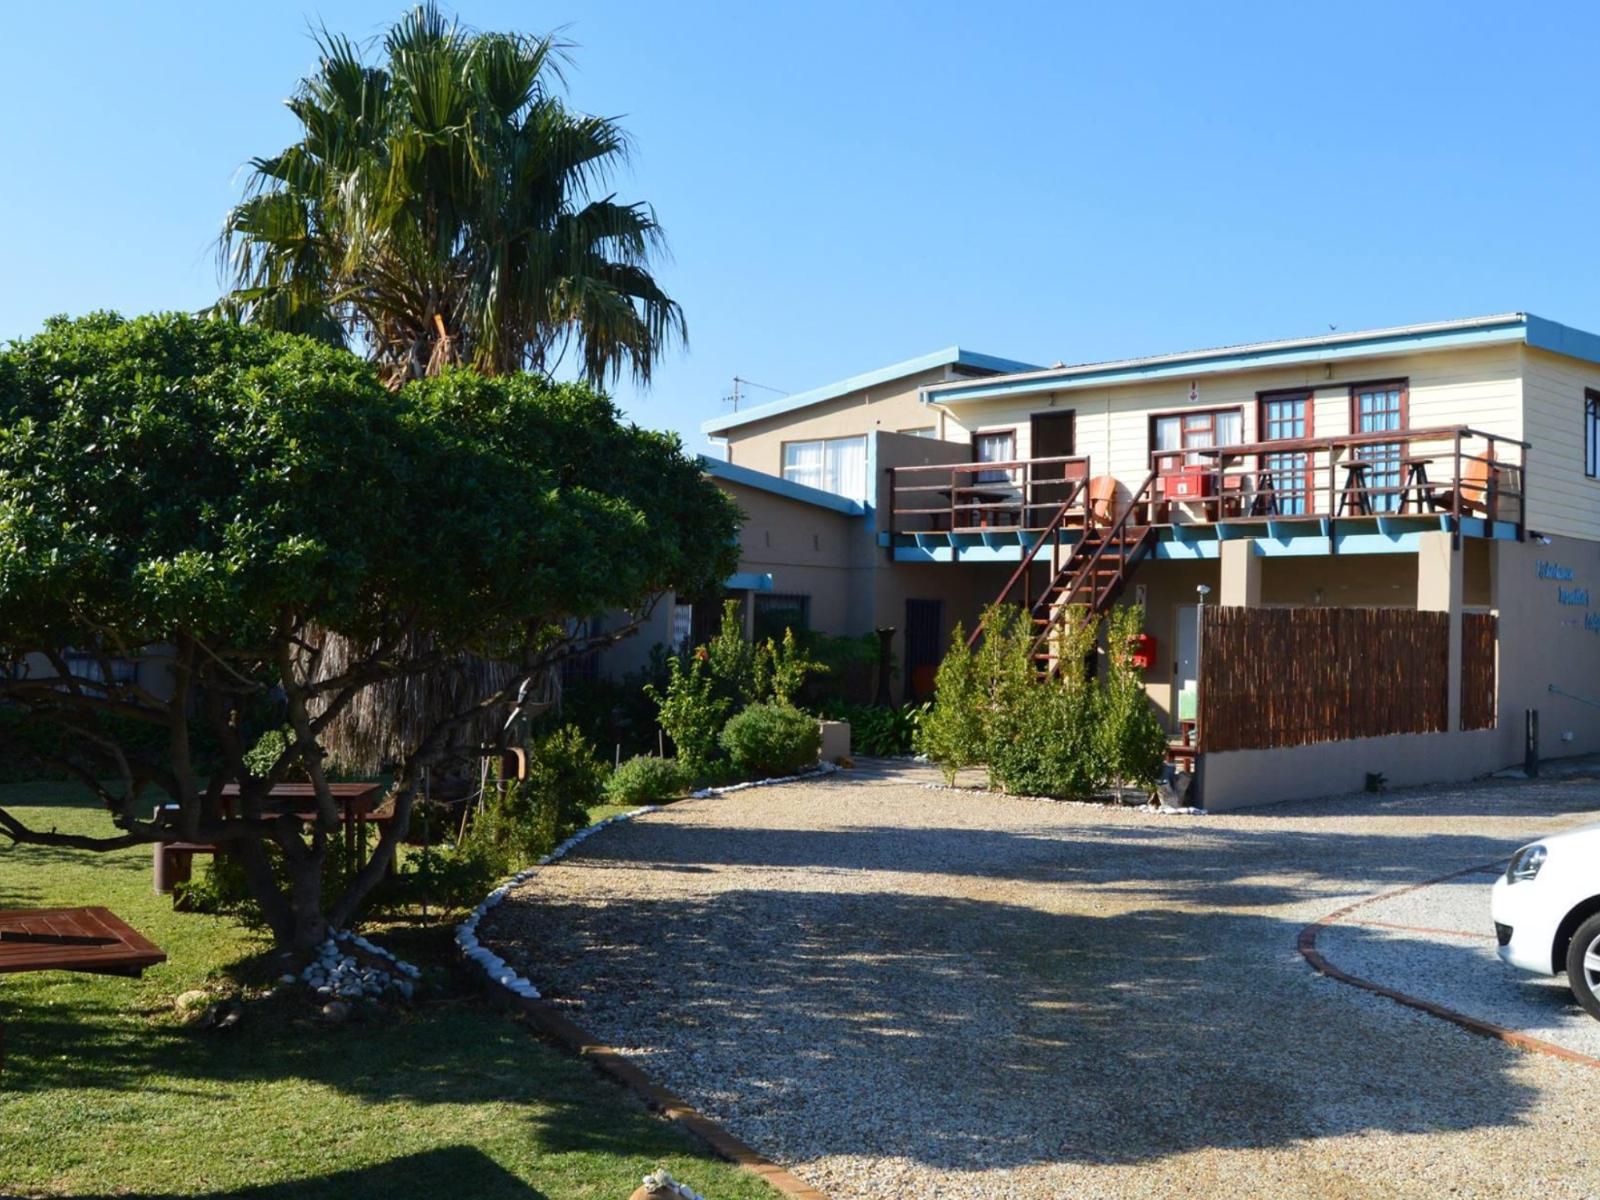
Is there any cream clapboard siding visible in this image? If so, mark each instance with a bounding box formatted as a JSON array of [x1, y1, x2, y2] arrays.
[[938, 343, 1524, 507], [721, 365, 954, 478], [1519, 346, 1600, 542]]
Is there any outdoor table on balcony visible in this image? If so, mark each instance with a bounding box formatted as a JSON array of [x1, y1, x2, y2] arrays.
[[0, 906, 166, 1069], [152, 782, 389, 897], [943, 484, 1024, 529]]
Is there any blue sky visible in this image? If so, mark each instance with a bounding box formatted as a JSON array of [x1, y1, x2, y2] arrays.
[[4, 2, 1600, 451]]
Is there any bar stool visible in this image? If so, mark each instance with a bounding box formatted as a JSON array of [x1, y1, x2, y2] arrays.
[[1399, 456, 1434, 513], [1249, 467, 1279, 517], [1337, 460, 1373, 516]]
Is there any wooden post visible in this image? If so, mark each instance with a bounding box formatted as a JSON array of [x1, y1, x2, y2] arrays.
[[1451, 429, 1463, 549]]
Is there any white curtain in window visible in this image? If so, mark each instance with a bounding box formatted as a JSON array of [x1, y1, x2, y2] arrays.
[[1154, 417, 1181, 454], [825, 436, 867, 501], [783, 440, 825, 490], [1216, 410, 1243, 445]]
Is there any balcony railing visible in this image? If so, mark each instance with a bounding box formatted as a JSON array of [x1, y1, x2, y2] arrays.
[[1187, 425, 1528, 537], [886, 455, 1091, 533], [885, 426, 1530, 540]]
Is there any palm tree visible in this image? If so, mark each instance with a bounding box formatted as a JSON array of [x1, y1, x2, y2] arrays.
[[216, 4, 684, 388]]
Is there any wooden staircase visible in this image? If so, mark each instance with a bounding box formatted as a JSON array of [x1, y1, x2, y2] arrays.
[[1019, 472, 1159, 676], [969, 472, 1159, 675]]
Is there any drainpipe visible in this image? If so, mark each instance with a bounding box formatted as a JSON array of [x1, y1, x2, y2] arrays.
[[1194, 584, 1211, 808]]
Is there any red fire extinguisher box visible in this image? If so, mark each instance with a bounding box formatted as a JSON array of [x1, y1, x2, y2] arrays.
[[1161, 467, 1213, 500], [1129, 632, 1158, 671]]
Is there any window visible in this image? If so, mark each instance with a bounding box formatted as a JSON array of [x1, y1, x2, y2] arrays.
[[753, 593, 810, 641], [897, 426, 937, 438], [973, 430, 1016, 483], [1587, 390, 1600, 479], [1258, 390, 1312, 514], [782, 436, 867, 501], [1350, 380, 1408, 513], [1151, 408, 1243, 471]]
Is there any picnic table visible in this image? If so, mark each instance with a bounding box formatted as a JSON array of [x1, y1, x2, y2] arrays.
[[0, 906, 166, 1069], [152, 782, 389, 898]]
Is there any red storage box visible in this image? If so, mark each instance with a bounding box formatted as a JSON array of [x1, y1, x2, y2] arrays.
[[1161, 467, 1214, 500]]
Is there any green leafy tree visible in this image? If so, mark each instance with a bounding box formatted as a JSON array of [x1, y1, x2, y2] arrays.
[[216, 3, 683, 389], [1097, 604, 1168, 791], [914, 621, 986, 785], [0, 313, 737, 952], [645, 653, 731, 780], [990, 608, 1103, 799]]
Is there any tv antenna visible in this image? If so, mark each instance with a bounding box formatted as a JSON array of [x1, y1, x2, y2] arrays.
[[723, 376, 788, 412]]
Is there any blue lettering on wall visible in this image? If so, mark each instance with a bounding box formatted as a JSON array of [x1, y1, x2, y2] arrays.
[[1560, 586, 1592, 607], [1538, 560, 1575, 581]]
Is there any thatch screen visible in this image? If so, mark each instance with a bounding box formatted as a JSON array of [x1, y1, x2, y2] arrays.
[[1199, 607, 1449, 753], [1460, 612, 1498, 732]]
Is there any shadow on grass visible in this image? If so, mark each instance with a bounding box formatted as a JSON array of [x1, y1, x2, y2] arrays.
[[70, 1145, 550, 1200]]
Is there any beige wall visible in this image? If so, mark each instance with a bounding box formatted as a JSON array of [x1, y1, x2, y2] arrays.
[[721, 365, 954, 479], [1520, 345, 1600, 542], [935, 343, 1525, 512], [1204, 533, 1600, 809]]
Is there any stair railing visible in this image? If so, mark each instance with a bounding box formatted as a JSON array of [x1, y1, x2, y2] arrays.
[[1027, 471, 1158, 664], [966, 475, 1089, 649]]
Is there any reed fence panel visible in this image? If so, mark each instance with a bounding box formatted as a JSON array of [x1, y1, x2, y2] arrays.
[[1199, 607, 1449, 753], [1460, 612, 1498, 731]]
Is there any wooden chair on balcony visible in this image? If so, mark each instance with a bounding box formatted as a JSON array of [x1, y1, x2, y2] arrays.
[[1087, 475, 1118, 527], [1425, 455, 1492, 517]]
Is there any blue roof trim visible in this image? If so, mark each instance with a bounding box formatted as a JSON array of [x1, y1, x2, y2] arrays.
[[1525, 314, 1600, 368], [700, 346, 1041, 434], [925, 317, 1535, 405], [700, 454, 864, 516]]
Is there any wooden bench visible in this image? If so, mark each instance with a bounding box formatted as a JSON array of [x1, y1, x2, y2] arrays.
[[0, 906, 166, 1070]]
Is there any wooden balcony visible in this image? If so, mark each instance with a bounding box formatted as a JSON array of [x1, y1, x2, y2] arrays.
[[886, 455, 1092, 533], [886, 427, 1529, 545]]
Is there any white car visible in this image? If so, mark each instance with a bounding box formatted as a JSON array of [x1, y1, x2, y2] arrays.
[[1491, 822, 1600, 1021]]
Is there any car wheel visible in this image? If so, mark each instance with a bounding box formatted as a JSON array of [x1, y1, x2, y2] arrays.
[[1566, 914, 1600, 1022]]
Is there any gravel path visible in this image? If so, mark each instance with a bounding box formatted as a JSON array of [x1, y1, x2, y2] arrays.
[[1317, 862, 1600, 1061], [481, 761, 1600, 1199]]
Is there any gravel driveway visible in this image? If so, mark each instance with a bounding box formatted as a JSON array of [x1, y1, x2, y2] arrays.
[[481, 761, 1600, 1199], [1316, 862, 1600, 1062]]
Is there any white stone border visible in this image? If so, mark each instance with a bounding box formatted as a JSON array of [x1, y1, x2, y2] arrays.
[[455, 806, 661, 1000], [456, 761, 843, 999], [918, 779, 1203, 815], [688, 760, 839, 798], [638, 1169, 707, 1200]]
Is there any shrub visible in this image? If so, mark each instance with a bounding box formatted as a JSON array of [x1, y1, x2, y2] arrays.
[[1097, 605, 1169, 791], [471, 726, 609, 865], [988, 605, 1103, 799], [538, 651, 672, 760], [646, 652, 731, 778], [913, 621, 986, 785], [719, 702, 821, 778], [605, 755, 686, 805]]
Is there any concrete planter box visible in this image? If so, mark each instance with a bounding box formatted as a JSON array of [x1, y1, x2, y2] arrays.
[[818, 720, 851, 763]]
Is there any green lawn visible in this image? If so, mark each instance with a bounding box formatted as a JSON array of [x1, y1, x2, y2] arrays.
[[0, 781, 768, 1200]]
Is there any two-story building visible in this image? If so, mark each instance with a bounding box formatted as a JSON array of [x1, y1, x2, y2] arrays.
[[651, 313, 1600, 807]]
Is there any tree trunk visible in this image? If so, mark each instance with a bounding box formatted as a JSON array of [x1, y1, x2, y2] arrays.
[[286, 848, 330, 955]]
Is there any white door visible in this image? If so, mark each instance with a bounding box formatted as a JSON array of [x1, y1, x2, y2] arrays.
[[1175, 605, 1200, 724]]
